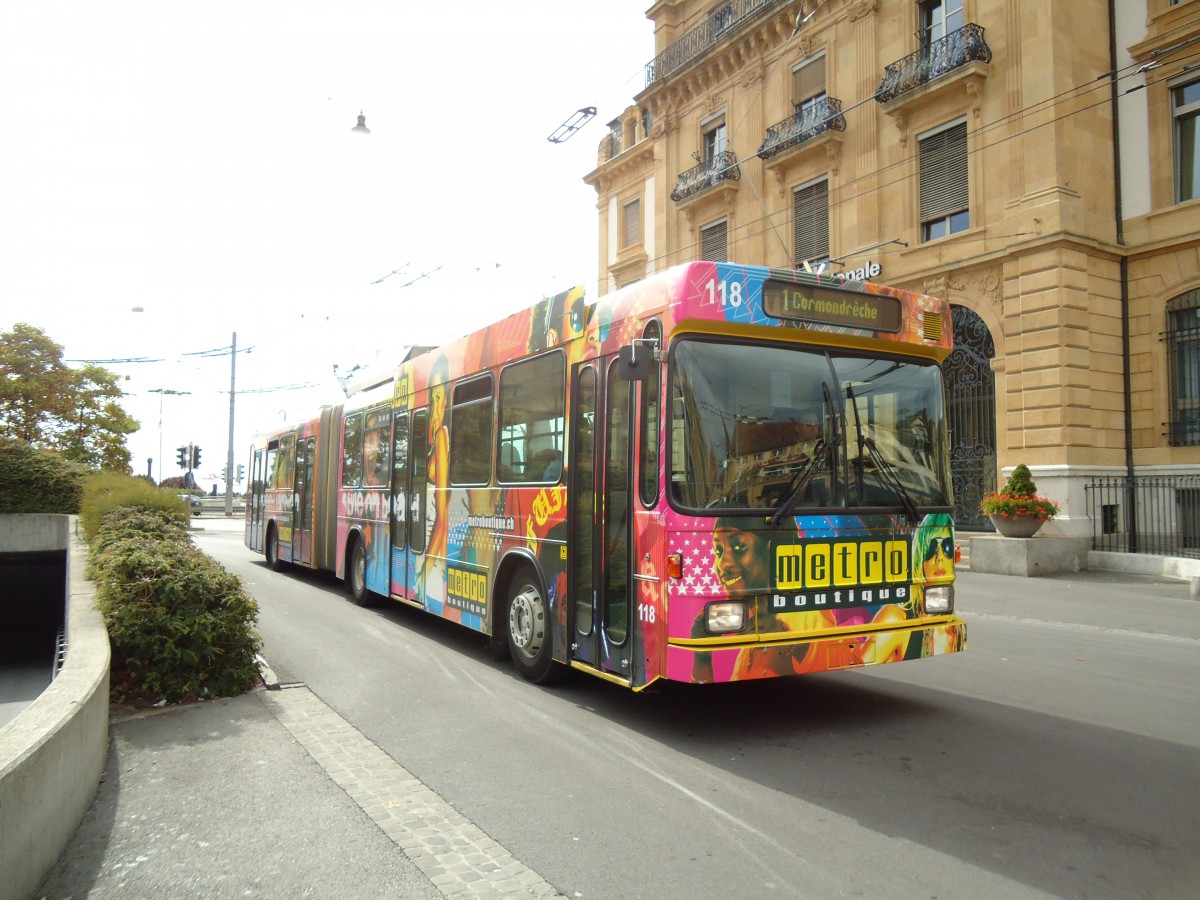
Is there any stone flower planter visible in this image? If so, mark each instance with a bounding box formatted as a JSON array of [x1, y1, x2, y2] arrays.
[[989, 515, 1044, 538]]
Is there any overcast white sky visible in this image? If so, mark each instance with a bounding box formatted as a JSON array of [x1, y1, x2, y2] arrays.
[[1, 1, 654, 487]]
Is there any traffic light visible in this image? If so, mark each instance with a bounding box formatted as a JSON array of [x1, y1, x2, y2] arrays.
[[191, 446, 202, 468], [237, 464, 245, 483], [177, 446, 188, 469]]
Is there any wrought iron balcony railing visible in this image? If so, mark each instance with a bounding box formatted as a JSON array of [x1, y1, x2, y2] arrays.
[[645, 0, 782, 86], [875, 24, 992, 105], [604, 128, 622, 162], [757, 97, 847, 160], [670, 150, 741, 203]]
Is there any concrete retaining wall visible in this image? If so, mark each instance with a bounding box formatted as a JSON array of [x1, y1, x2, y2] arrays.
[[968, 534, 1091, 577], [0, 516, 110, 900]]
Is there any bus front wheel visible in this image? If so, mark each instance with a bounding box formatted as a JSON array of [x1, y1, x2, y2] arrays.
[[505, 570, 562, 684], [266, 525, 285, 573], [347, 539, 374, 607]]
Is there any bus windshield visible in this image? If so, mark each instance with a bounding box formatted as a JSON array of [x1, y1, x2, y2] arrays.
[[669, 338, 952, 513]]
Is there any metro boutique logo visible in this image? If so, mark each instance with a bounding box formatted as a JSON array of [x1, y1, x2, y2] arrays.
[[771, 539, 911, 611]]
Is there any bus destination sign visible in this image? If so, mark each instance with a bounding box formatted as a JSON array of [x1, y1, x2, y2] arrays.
[[763, 280, 903, 332]]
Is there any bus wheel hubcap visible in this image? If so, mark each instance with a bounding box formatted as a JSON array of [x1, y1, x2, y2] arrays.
[[509, 586, 545, 660]]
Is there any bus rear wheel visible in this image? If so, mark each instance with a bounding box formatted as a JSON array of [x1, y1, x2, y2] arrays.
[[347, 538, 374, 607], [505, 569, 562, 684]]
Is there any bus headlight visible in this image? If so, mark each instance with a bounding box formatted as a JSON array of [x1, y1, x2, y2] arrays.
[[706, 601, 746, 633], [924, 586, 954, 614]]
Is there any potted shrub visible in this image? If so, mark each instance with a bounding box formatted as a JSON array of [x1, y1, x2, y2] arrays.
[[980, 464, 1059, 537]]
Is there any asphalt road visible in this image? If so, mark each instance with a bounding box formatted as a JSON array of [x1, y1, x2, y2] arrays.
[[197, 518, 1200, 899]]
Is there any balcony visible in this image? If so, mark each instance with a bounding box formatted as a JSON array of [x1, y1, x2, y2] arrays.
[[645, 0, 783, 87], [875, 24, 992, 105], [670, 150, 742, 204], [757, 97, 847, 161]]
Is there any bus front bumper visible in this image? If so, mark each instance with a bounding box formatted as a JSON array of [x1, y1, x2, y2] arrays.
[[665, 618, 967, 684]]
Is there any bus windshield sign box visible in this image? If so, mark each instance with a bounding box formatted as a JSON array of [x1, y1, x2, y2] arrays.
[[763, 280, 903, 332], [246, 261, 965, 691]]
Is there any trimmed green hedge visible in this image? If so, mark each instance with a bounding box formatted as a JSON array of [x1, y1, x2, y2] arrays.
[[79, 471, 192, 543], [90, 506, 262, 704], [0, 437, 88, 514]]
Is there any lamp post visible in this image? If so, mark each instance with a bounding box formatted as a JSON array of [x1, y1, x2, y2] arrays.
[[147, 388, 190, 484]]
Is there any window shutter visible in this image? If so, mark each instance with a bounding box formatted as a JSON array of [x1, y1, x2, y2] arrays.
[[919, 122, 968, 222], [700, 220, 728, 262], [793, 180, 829, 265], [623, 198, 641, 248], [793, 56, 826, 104]]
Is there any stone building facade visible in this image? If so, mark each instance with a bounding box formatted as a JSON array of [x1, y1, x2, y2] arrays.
[[584, 0, 1200, 537]]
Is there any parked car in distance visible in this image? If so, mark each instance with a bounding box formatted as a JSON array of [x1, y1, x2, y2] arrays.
[[179, 494, 203, 516]]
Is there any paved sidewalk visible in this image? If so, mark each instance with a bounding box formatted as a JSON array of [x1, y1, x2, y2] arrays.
[[36, 683, 561, 900]]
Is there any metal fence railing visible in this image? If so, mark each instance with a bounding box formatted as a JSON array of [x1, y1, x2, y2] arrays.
[[1085, 474, 1200, 559]]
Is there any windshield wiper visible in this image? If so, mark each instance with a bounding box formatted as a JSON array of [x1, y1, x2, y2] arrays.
[[860, 436, 920, 525], [769, 439, 827, 527]]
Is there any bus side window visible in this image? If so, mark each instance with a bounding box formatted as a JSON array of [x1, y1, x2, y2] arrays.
[[498, 352, 566, 484], [639, 320, 662, 506], [278, 433, 295, 490], [343, 411, 364, 487], [450, 375, 494, 485], [363, 405, 391, 488]]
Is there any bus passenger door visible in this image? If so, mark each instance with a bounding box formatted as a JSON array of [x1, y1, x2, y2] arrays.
[[569, 358, 633, 679], [249, 449, 266, 551], [390, 411, 417, 601], [398, 409, 429, 604], [292, 436, 315, 566]]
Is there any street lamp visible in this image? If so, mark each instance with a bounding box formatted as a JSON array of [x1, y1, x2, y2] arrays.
[[148, 388, 190, 484]]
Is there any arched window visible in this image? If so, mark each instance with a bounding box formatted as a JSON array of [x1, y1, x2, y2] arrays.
[[1166, 289, 1200, 446]]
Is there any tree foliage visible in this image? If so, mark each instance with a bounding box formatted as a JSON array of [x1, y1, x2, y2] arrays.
[[0, 323, 140, 471]]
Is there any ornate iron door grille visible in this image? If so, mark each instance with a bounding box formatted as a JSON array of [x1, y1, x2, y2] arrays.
[[944, 304, 996, 530]]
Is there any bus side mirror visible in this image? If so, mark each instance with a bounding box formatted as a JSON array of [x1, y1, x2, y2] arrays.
[[617, 344, 652, 381]]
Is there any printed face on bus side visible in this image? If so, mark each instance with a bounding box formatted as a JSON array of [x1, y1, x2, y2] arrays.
[[921, 527, 954, 579], [712, 526, 771, 595]]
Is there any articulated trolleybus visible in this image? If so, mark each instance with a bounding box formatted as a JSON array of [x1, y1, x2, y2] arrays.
[[247, 261, 965, 689]]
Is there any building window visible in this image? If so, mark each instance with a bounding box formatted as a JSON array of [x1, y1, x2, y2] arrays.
[[1174, 78, 1200, 203], [920, 0, 964, 46], [919, 120, 969, 241], [793, 178, 829, 266], [703, 116, 727, 161], [793, 55, 826, 113], [700, 220, 728, 262], [622, 198, 641, 248], [1167, 289, 1200, 446]]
